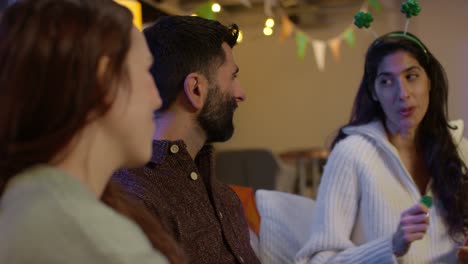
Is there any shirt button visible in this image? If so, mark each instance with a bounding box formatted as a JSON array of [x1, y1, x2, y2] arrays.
[[218, 211, 223, 220], [238, 256, 244, 263], [190, 172, 198, 181], [170, 144, 179, 154]]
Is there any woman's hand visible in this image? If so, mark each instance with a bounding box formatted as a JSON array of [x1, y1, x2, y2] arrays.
[[392, 203, 429, 257]]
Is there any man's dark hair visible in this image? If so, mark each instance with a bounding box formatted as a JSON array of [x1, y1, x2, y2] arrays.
[[144, 15, 239, 111]]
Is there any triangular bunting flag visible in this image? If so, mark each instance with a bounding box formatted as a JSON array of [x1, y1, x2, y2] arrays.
[[367, 0, 382, 12], [328, 37, 342, 62], [312, 40, 326, 71], [196, 1, 216, 20], [279, 15, 294, 42], [343, 28, 355, 48], [296, 31, 308, 60]]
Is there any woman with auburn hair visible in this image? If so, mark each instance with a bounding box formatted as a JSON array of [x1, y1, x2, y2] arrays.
[[0, 0, 175, 263]]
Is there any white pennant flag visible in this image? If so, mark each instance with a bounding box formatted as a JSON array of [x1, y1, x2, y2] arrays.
[[312, 40, 327, 72]]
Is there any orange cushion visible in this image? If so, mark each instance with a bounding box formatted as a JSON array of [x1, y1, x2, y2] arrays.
[[230, 185, 261, 236]]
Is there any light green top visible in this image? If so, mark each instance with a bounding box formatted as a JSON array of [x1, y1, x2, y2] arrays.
[[0, 165, 167, 264]]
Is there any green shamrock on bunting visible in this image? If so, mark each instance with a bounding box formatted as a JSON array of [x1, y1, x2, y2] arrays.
[[401, 0, 421, 18], [354, 11, 374, 29]]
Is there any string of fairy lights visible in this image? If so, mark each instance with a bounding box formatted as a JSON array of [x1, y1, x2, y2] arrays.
[[114, 0, 387, 72], [191, 2, 278, 43], [192, 2, 275, 43], [113, 0, 277, 44]]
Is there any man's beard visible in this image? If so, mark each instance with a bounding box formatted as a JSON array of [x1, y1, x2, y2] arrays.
[[197, 83, 237, 143]]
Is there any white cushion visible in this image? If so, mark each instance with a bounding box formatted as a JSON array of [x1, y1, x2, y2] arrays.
[[255, 190, 316, 264], [249, 228, 260, 258]]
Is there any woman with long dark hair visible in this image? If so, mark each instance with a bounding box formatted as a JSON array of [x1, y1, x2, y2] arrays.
[[0, 0, 172, 263], [296, 32, 468, 263]]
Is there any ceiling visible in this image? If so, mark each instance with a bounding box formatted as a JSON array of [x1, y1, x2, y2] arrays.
[[139, 0, 367, 28]]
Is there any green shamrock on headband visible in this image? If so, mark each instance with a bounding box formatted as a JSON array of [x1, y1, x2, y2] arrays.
[[401, 0, 421, 18], [354, 11, 374, 29]]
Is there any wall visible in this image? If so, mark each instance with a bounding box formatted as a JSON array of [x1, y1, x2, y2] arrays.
[[215, 0, 468, 153]]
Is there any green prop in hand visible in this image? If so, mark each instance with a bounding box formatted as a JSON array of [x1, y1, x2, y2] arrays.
[[401, 0, 421, 18], [420, 195, 433, 208], [354, 11, 374, 29]]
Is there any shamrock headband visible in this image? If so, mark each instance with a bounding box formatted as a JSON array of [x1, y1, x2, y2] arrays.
[[354, 0, 421, 34], [354, 0, 428, 61], [383, 32, 428, 57], [372, 32, 429, 62]]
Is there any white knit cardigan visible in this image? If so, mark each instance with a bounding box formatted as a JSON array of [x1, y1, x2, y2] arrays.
[[296, 120, 468, 264]]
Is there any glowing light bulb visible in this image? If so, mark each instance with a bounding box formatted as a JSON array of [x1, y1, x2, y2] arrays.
[[211, 3, 221, 13], [237, 30, 243, 43], [265, 18, 275, 28], [263, 27, 273, 36]]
